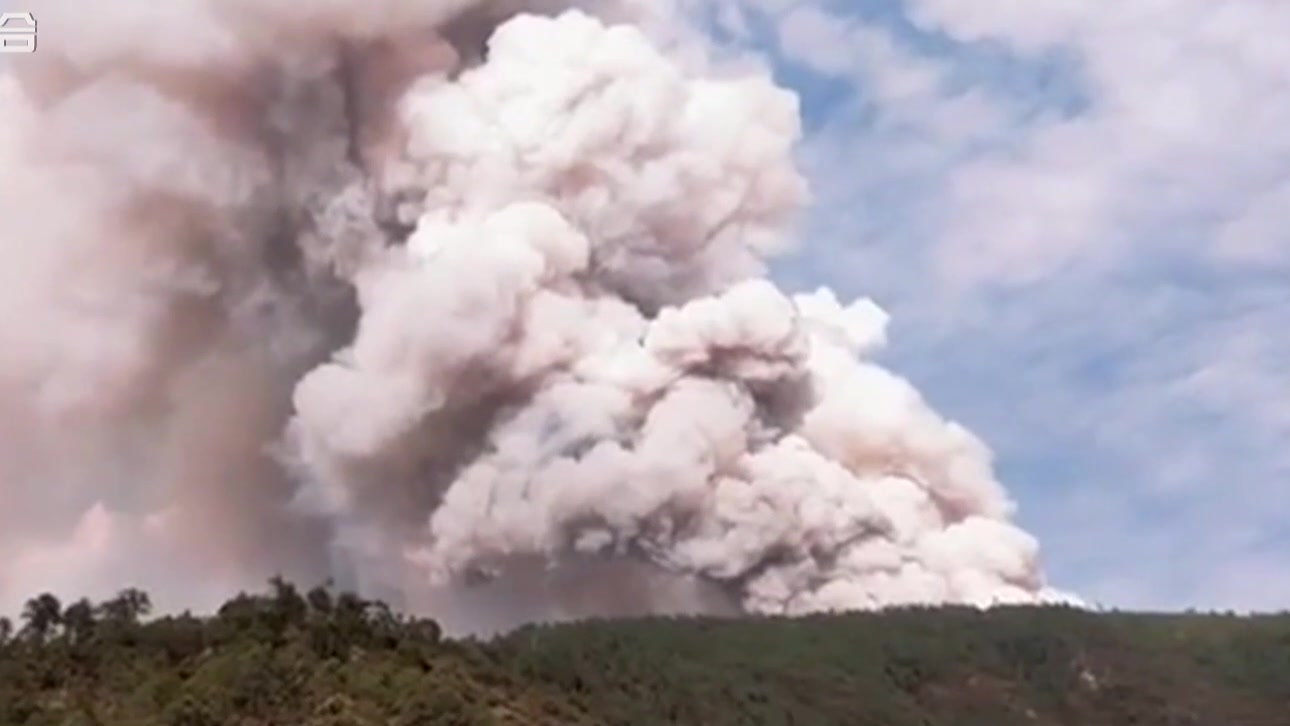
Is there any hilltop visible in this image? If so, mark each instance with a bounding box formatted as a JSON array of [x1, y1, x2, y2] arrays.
[[1, 581, 1287, 725]]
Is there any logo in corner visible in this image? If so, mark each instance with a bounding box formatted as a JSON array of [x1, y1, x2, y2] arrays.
[[0, 12, 36, 53]]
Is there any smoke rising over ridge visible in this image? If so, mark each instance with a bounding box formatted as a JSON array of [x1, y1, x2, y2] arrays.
[[0, 0, 1071, 633]]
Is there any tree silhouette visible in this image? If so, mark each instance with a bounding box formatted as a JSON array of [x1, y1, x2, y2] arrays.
[[62, 598, 97, 645], [267, 576, 308, 629], [97, 587, 151, 625], [306, 584, 334, 615], [20, 593, 62, 641]]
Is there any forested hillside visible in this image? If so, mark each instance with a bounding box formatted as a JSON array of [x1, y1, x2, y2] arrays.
[[1, 581, 1287, 725]]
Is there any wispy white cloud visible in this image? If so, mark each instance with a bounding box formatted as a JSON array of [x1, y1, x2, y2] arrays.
[[695, 0, 1290, 610], [908, 0, 1290, 282]]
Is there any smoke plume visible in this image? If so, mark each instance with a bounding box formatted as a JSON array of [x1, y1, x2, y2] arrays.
[[0, 0, 1071, 634]]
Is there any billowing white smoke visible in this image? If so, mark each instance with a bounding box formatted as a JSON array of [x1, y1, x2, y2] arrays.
[[0, 0, 1070, 632]]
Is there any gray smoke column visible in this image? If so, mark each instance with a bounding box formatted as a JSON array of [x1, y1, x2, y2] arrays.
[[0, 0, 1074, 632]]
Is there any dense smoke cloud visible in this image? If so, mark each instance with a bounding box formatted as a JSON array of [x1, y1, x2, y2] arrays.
[[0, 0, 1071, 633]]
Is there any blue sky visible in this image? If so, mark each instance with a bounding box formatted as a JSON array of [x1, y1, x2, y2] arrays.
[[688, 0, 1290, 611]]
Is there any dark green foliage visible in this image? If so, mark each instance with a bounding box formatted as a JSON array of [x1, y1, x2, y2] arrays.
[[1, 585, 1287, 726], [492, 605, 1290, 726], [0, 583, 589, 726]]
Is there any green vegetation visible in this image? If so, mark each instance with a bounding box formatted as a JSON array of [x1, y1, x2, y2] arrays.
[[2, 581, 1287, 725]]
